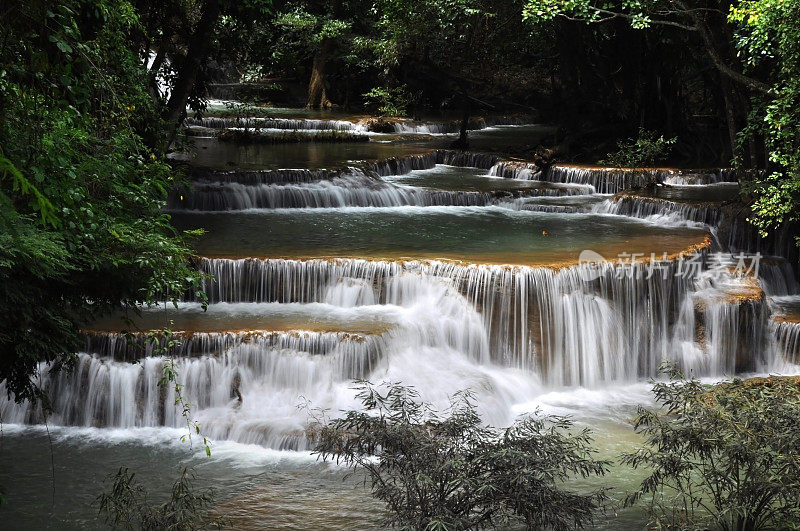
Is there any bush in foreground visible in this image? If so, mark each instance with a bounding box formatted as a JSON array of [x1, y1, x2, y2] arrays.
[[314, 381, 609, 530], [97, 467, 223, 530], [624, 367, 800, 530]]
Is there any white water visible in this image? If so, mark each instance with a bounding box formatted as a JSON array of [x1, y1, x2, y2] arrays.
[[5, 253, 795, 450], [4, 150, 799, 457]]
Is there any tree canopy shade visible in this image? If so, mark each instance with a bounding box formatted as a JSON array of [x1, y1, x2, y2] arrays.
[[521, 0, 800, 240], [314, 382, 609, 530]]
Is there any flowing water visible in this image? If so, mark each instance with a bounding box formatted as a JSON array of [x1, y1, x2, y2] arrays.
[[2, 111, 799, 529]]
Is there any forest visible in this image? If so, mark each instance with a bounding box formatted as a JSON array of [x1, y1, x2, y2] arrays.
[[1, 0, 800, 529]]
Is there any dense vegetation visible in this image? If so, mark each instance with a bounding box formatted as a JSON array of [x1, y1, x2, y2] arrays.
[[0, 0, 271, 403], [314, 382, 609, 529], [0, 0, 200, 403], [625, 369, 800, 530], [98, 467, 223, 529], [253, 0, 799, 237], [313, 376, 800, 530]]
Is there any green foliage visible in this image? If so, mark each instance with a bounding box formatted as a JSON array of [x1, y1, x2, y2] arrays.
[[97, 467, 223, 530], [362, 86, 410, 117], [599, 128, 676, 167], [267, 3, 379, 81], [729, 0, 800, 240], [624, 366, 800, 530], [0, 0, 204, 403], [149, 326, 211, 457], [314, 381, 609, 530], [522, 0, 800, 244], [523, 0, 657, 28]]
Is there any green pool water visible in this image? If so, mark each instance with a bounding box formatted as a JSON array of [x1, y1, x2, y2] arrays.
[[171, 206, 709, 265]]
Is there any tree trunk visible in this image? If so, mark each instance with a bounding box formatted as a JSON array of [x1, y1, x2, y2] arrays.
[[307, 42, 333, 109], [161, 0, 220, 153], [720, 77, 739, 164]]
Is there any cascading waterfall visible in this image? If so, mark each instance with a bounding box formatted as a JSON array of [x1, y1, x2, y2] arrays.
[[185, 116, 364, 132], [2, 252, 781, 447], [185, 116, 531, 135], [593, 193, 800, 277], [489, 161, 542, 181], [593, 195, 723, 227], [727, 220, 800, 273], [661, 169, 739, 185], [191, 256, 770, 383], [169, 173, 497, 210], [1, 330, 389, 442], [170, 180, 592, 211], [362, 150, 500, 177], [759, 261, 800, 296], [386, 115, 529, 134], [543, 166, 741, 193], [172, 163, 594, 211], [187, 167, 343, 185], [542, 167, 663, 194], [772, 320, 800, 365], [4, 151, 799, 452]]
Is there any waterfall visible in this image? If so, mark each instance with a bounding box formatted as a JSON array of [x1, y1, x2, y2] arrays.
[[772, 320, 800, 365], [2, 252, 781, 449], [592, 193, 800, 274], [436, 150, 500, 169], [185, 116, 531, 135], [185, 117, 364, 132], [169, 173, 496, 210], [759, 261, 800, 296], [662, 169, 739, 185], [489, 161, 542, 181], [1, 330, 389, 443], [187, 167, 342, 185], [170, 168, 593, 211], [541, 167, 663, 194], [190, 256, 769, 383], [543, 167, 742, 193], [727, 220, 800, 273], [593, 195, 723, 227], [363, 151, 499, 177], [387, 115, 530, 134], [364, 153, 439, 176], [6, 140, 799, 452]]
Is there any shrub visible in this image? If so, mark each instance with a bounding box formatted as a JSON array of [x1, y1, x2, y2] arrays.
[[314, 381, 609, 530], [97, 467, 223, 530], [600, 128, 677, 167], [363, 87, 410, 117], [624, 366, 800, 530]]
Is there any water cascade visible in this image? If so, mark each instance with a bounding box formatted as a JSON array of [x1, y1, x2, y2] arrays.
[[4, 124, 799, 456], [185, 117, 364, 132]]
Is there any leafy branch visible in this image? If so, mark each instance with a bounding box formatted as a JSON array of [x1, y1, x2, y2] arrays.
[[149, 325, 211, 457]]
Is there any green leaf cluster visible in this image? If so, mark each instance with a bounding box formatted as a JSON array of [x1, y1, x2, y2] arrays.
[[599, 128, 677, 167], [314, 381, 609, 530], [97, 467, 224, 530], [0, 0, 204, 403], [730, 0, 800, 240], [625, 365, 800, 530]]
